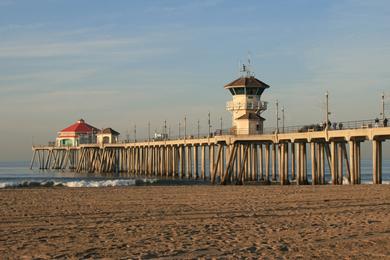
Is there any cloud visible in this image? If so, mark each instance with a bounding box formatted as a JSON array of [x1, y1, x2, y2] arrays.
[[147, 0, 225, 14], [0, 38, 143, 58], [0, 68, 96, 83], [0, 23, 46, 33]]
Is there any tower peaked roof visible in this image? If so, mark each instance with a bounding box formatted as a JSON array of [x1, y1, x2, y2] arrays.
[[60, 119, 99, 133], [224, 76, 270, 89]]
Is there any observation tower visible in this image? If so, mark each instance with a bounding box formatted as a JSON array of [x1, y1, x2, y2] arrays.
[[224, 62, 270, 135]]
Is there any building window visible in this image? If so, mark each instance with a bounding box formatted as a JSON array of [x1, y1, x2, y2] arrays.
[[246, 88, 256, 95], [234, 88, 245, 95]]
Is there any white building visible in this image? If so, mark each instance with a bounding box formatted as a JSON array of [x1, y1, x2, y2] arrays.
[[225, 69, 269, 135], [96, 128, 120, 145]]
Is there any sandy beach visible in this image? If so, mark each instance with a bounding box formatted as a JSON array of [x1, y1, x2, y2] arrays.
[[1, 185, 390, 259]]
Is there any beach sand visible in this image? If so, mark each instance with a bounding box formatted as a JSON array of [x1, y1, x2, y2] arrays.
[[1, 185, 390, 259]]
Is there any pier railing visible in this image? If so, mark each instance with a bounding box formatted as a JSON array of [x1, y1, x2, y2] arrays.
[[262, 118, 385, 135], [36, 118, 388, 147], [117, 118, 385, 143]]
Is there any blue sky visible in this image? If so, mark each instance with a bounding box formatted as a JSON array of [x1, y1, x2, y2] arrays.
[[0, 0, 389, 160]]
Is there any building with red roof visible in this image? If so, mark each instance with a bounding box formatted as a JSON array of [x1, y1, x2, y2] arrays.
[[56, 119, 100, 147]]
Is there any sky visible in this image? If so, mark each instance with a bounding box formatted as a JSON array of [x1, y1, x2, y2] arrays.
[[0, 0, 389, 161]]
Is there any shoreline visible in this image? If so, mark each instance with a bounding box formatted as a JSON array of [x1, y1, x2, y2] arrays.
[[1, 178, 390, 189], [1, 185, 390, 258]]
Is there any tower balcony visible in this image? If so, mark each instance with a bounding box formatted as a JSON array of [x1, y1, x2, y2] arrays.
[[226, 100, 268, 111]]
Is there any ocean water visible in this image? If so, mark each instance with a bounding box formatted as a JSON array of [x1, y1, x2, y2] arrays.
[[0, 160, 389, 188], [0, 161, 136, 188], [311, 159, 390, 184], [0, 161, 210, 188]]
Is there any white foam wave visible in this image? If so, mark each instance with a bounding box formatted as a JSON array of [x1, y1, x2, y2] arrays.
[[63, 179, 136, 187], [0, 179, 158, 188], [327, 178, 390, 185], [342, 177, 350, 185], [0, 182, 14, 188], [345, 180, 390, 185]]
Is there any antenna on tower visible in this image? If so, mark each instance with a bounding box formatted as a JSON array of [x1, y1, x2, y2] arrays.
[[238, 52, 254, 77], [240, 60, 247, 77], [247, 51, 252, 77]]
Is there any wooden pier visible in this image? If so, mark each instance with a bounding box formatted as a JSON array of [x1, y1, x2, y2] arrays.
[[31, 126, 390, 185]]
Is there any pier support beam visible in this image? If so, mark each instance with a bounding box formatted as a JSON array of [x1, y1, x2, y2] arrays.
[[311, 142, 317, 185], [372, 140, 383, 184], [349, 141, 356, 184], [297, 143, 301, 184], [291, 142, 295, 180], [302, 142, 307, 184], [330, 142, 338, 185], [180, 145, 185, 178], [186, 145, 191, 179], [201, 145, 206, 180], [209, 144, 214, 181], [337, 143, 343, 184], [272, 143, 277, 181], [265, 143, 270, 183], [193, 145, 198, 179], [251, 144, 257, 181]]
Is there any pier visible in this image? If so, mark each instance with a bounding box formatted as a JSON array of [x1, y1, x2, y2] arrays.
[[30, 64, 389, 185], [31, 124, 389, 185]]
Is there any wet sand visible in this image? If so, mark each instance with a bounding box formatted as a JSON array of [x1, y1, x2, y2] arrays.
[[1, 185, 390, 259]]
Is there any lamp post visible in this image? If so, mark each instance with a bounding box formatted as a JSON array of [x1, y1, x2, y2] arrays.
[[220, 116, 223, 135], [179, 121, 181, 139], [184, 115, 187, 141], [134, 124, 137, 143], [208, 112, 211, 137], [276, 100, 279, 134], [164, 120, 167, 140], [148, 121, 150, 142], [381, 92, 385, 121], [325, 91, 331, 130], [281, 107, 285, 133]]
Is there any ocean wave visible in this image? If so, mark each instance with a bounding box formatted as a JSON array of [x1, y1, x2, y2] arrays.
[[327, 178, 390, 185], [0, 178, 388, 188], [361, 180, 390, 185], [0, 179, 158, 188], [63, 179, 136, 187]]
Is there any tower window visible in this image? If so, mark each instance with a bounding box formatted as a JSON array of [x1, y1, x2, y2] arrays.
[[234, 88, 245, 95], [246, 88, 256, 95]]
